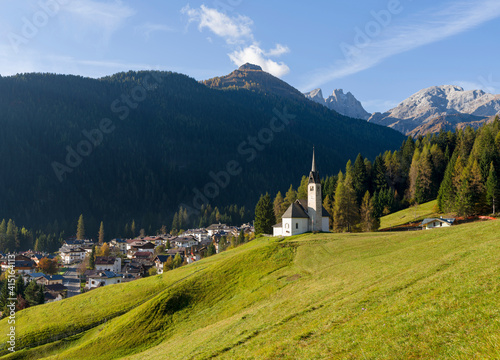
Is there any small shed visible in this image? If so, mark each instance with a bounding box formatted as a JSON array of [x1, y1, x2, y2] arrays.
[[421, 218, 455, 230]]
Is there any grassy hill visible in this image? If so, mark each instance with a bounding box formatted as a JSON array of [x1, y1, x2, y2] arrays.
[[380, 200, 439, 229], [2, 220, 500, 359]]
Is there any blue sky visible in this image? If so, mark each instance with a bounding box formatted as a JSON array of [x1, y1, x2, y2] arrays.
[[1, 0, 500, 112]]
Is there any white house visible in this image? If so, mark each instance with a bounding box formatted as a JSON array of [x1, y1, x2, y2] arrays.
[[421, 218, 455, 230], [60, 247, 86, 264], [273, 149, 330, 237], [86, 271, 122, 289], [95, 256, 122, 273], [172, 235, 198, 248]]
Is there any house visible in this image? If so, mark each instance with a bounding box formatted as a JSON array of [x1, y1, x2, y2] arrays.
[[184, 229, 209, 243], [44, 284, 67, 303], [172, 235, 198, 248], [126, 240, 155, 259], [95, 256, 122, 273], [154, 255, 172, 274], [60, 247, 86, 264], [36, 274, 64, 286], [86, 271, 123, 289], [421, 218, 455, 230], [0, 255, 37, 274], [133, 251, 153, 260], [110, 238, 128, 254], [206, 223, 227, 236], [273, 149, 330, 236]]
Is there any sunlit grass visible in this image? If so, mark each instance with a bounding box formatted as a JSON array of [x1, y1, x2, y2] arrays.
[[1, 221, 500, 359]]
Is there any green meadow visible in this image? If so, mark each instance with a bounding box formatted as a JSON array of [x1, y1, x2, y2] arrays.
[[1, 219, 500, 359]]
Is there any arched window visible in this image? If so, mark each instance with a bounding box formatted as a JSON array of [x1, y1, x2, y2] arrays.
[[285, 223, 289, 229]]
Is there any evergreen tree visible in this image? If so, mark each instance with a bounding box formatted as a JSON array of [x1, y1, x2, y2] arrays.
[[437, 152, 458, 212], [238, 229, 245, 244], [15, 275, 25, 296], [254, 193, 275, 235], [76, 214, 85, 240], [164, 256, 173, 271], [273, 191, 284, 220], [98, 221, 105, 244], [373, 155, 388, 192], [486, 162, 499, 214], [5, 219, 17, 252], [89, 244, 96, 270], [173, 253, 182, 268], [352, 154, 369, 205], [469, 159, 485, 213], [360, 191, 379, 232], [206, 243, 216, 257], [297, 175, 308, 199], [37, 285, 45, 305], [333, 172, 359, 232], [282, 185, 297, 213], [414, 147, 434, 204], [24, 281, 40, 306]]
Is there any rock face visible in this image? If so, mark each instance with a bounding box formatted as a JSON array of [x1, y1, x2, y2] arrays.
[[203, 63, 305, 101], [304, 88, 370, 120], [367, 85, 500, 136]]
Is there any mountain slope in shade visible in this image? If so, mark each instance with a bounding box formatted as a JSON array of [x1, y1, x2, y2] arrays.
[[368, 85, 500, 136], [304, 88, 370, 120], [202, 63, 305, 101]]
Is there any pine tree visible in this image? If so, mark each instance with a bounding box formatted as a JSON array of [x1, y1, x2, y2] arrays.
[[360, 191, 379, 232], [254, 193, 275, 235], [333, 172, 359, 232], [373, 155, 388, 192], [89, 244, 96, 270], [15, 275, 24, 296], [469, 159, 485, 213], [282, 185, 297, 213], [297, 175, 308, 199], [173, 253, 182, 268], [273, 191, 284, 220], [76, 214, 85, 240], [437, 152, 458, 212], [486, 162, 499, 215], [353, 153, 369, 205], [24, 281, 40, 306], [98, 221, 104, 244], [5, 219, 17, 252], [414, 147, 434, 204]]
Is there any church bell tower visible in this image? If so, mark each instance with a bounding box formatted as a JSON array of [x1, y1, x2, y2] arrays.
[[308, 147, 322, 231]]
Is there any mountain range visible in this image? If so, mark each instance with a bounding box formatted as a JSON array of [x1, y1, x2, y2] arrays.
[[306, 84, 500, 136]]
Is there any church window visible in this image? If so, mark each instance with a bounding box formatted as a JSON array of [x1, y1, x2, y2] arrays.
[[285, 223, 289, 229], [295, 223, 298, 229], [310, 186, 314, 191]]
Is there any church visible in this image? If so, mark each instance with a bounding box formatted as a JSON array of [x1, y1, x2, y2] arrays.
[[273, 149, 330, 237]]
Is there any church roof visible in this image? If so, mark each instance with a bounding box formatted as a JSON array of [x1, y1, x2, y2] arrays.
[[296, 198, 331, 217], [308, 147, 320, 184], [282, 201, 309, 218]]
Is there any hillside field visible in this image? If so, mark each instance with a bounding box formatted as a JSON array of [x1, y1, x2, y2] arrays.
[[1, 220, 500, 359]]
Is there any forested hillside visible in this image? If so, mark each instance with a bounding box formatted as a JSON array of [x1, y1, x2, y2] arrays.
[[269, 119, 500, 233], [0, 71, 405, 249]]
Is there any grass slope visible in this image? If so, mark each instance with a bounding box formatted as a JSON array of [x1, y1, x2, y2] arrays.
[[2, 220, 500, 359], [380, 200, 439, 229]]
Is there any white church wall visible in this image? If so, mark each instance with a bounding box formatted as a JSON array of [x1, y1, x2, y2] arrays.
[[282, 218, 293, 236], [322, 217, 330, 232], [290, 218, 309, 236], [273, 226, 283, 237]]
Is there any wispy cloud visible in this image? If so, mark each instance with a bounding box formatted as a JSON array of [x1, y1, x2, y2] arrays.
[[182, 5, 290, 78], [62, 0, 135, 42], [135, 22, 175, 40], [302, 0, 500, 91]]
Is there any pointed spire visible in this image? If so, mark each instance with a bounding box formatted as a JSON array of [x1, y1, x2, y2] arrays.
[[311, 146, 316, 172]]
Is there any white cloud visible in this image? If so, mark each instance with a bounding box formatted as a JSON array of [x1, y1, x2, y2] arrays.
[[136, 22, 175, 40], [302, 0, 500, 91], [182, 5, 290, 78], [62, 0, 135, 42], [182, 4, 252, 44], [229, 44, 290, 77]]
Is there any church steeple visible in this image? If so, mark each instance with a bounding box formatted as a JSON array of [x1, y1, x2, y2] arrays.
[[308, 147, 320, 184]]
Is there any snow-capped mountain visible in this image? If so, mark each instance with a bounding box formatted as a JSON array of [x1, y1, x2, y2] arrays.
[[367, 85, 500, 136], [304, 88, 370, 120]]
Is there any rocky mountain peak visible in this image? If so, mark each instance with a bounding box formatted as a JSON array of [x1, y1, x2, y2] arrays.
[[304, 88, 370, 120], [238, 63, 263, 71]]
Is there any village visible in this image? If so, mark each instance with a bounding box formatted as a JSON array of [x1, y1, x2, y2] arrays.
[[0, 222, 254, 305]]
